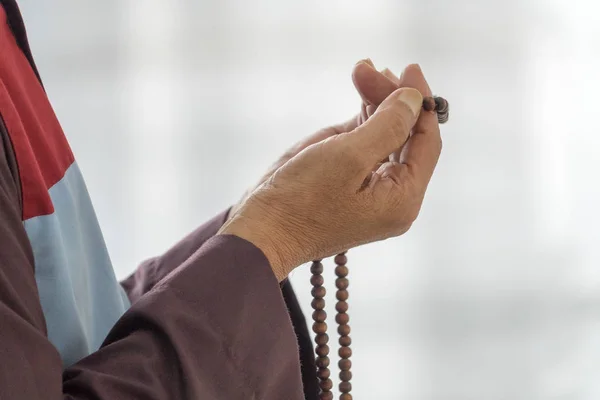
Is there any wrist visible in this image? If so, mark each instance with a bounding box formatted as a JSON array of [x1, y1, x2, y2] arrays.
[[218, 210, 299, 282]]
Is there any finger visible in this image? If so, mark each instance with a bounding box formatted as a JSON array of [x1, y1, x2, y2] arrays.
[[398, 67, 442, 188], [360, 102, 368, 124], [391, 64, 436, 162], [311, 115, 359, 142], [292, 115, 360, 156], [333, 113, 362, 134], [366, 104, 377, 118], [362, 57, 375, 68], [398, 125, 442, 190], [352, 61, 399, 106], [351, 65, 398, 128], [366, 68, 400, 119], [372, 161, 404, 186], [340, 87, 423, 170], [381, 68, 400, 85], [397, 64, 433, 115]]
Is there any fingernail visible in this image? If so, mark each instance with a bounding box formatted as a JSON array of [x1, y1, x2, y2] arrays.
[[407, 63, 422, 72], [381, 68, 395, 79], [399, 63, 420, 80], [356, 58, 375, 68], [397, 88, 423, 117]]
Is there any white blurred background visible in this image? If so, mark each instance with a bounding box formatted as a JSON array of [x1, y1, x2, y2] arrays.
[[17, 0, 600, 398]]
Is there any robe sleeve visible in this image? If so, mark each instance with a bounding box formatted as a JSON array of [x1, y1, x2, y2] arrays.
[[0, 125, 306, 399], [65, 235, 306, 399], [120, 208, 231, 303], [120, 211, 320, 398]]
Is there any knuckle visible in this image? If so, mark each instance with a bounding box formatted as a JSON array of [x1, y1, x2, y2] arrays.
[[405, 206, 421, 225], [391, 199, 421, 234], [394, 221, 413, 236], [391, 211, 417, 236], [371, 177, 422, 236]]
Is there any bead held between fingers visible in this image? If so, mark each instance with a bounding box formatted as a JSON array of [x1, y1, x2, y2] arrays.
[[422, 96, 449, 124]]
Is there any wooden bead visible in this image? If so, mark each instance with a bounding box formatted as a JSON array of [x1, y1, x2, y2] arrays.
[[311, 286, 326, 299], [422, 96, 436, 112], [336, 290, 349, 301], [339, 336, 351, 347], [339, 346, 352, 359], [310, 274, 324, 286], [339, 370, 352, 382], [310, 262, 323, 274], [316, 356, 330, 368], [340, 394, 353, 400], [317, 368, 331, 380], [335, 278, 349, 290], [434, 96, 448, 113], [422, 96, 450, 124], [321, 392, 334, 400], [319, 379, 333, 391], [316, 344, 329, 357], [335, 265, 348, 277], [338, 324, 351, 336], [438, 112, 449, 124], [334, 254, 347, 265], [312, 310, 327, 323], [339, 381, 352, 393], [335, 313, 349, 325], [312, 322, 328, 334], [434, 96, 449, 124], [335, 301, 348, 313], [311, 298, 325, 310], [315, 333, 329, 346], [339, 359, 352, 371]]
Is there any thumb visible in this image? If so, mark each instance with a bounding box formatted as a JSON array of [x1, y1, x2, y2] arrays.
[[342, 87, 423, 167]]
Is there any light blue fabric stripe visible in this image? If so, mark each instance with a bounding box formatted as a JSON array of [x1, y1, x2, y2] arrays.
[[24, 161, 130, 367]]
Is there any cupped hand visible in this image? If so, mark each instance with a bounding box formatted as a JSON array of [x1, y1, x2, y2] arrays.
[[227, 59, 405, 220], [219, 66, 442, 281]]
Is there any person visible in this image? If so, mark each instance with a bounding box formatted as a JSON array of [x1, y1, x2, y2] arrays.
[[0, 1, 442, 399]]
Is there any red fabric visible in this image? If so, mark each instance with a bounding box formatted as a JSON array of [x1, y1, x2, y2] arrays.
[[0, 6, 74, 220]]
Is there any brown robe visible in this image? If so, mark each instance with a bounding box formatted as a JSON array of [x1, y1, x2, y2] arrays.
[[0, 1, 318, 398]]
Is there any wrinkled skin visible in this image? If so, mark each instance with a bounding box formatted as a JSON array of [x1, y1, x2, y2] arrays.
[[228, 61, 432, 219], [221, 61, 442, 280]]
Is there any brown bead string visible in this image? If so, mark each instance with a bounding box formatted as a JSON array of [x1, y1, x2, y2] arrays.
[[334, 253, 352, 400], [311, 253, 353, 400], [310, 96, 448, 400], [311, 259, 333, 400]]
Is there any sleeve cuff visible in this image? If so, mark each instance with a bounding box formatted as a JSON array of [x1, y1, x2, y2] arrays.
[[153, 234, 304, 397]]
